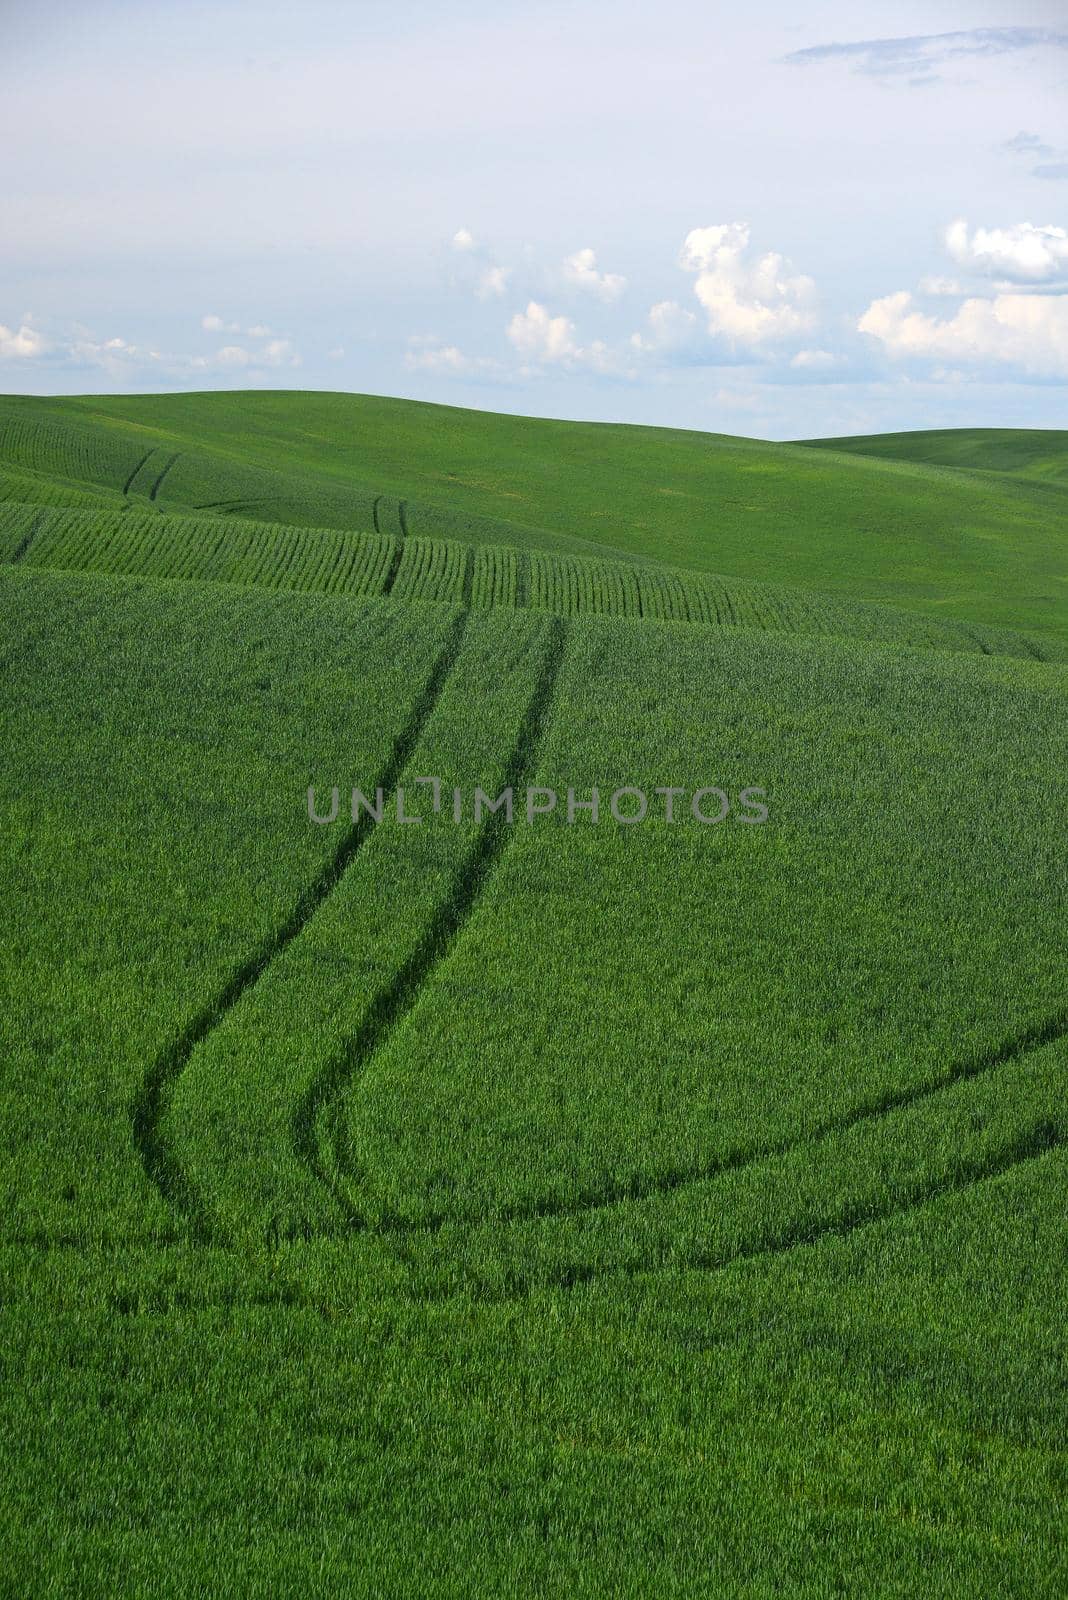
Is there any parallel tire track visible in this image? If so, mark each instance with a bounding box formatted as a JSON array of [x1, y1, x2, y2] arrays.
[[148, 452, 181, 503], [532, 1122, 1066, 1297], [366, 999, 1068, 1239], [378, 512, 404, 595], [131, 609, 472, 1239], [122, 449, 155, 498], [293, 618, 567, 1218]]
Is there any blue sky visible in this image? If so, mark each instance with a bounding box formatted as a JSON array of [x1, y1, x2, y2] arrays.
[[2, 0, 1066, 437]]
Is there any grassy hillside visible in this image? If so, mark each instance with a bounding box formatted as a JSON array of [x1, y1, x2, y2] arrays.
[[801, 426, 1068, 481], [2, 391, 1066, 641], [2, 396, 1067, 1596], [5, 500, 1062, 662]]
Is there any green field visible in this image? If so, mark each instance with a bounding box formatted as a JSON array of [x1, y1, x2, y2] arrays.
[[1, 394, 1067, 1596]]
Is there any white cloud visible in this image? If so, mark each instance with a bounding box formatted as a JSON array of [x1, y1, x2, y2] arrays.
[[452, 228, 476, 251], [327, 345, 345, 360], [629, 300, 698, 354], [0, 322, 46, 358], [858, 289, 1068, 376], [506, 301, 578, 363], [562, 247, 626, 301], [945, 219, 1068, 282], [260, 338, 299, 366], [246, 323, 272, 338], [678, 223, 816, 345], [477, 265, 509, 299], [201, 313, 224, 331], [790, 348, 838, 370], [405, 335, 500, 377]]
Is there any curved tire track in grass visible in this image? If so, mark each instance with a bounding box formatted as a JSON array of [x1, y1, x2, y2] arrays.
[[364, 1000, 1068, 1242], [148, 452, 181, 503], [292, 617, 566, 1222], [131, 609, 472, 1241], [122, 449, 155, 498], [531, 1121, 1067, 1297]]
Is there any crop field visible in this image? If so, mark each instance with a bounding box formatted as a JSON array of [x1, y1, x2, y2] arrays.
[[3, 498, 1064, 665], [1, 394, 1067, 1597]]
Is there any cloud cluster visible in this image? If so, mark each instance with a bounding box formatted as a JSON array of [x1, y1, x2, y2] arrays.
[[419, 211, 1068, 390], [629, 299, 698, 354], [198, 338, 298, 369], [562, 248, 625, 301], [0, 321, 45, 358], [506, 301, 578, 363], [0, 312, 302, 377], [859, 290, 1068, 376], [505, 302, 622, 375], [945, 219, 1068, 282], [679, 224, 816, 345], [404, 335, 501, 377]]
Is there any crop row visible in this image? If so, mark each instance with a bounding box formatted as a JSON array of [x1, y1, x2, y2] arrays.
[[7, 566, 1065, 1269], [0, 411, 148, 499], [2, 500, 1063, 662]]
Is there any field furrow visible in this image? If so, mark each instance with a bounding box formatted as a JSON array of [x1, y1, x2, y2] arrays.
[[132, 609, 471, 1240]]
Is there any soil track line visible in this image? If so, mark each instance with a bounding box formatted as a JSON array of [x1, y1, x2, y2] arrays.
[[529, 1122, 1067, 1297], [69, 1118, 1065, 1306], [122, 449, 154, 498], [293, 617, 567, 1217], [364, 997, 1068, 1240], [378, 524, 404, 595], [9, 511, 45, 565], [148, 452, 181, 502], [131, 608, 471, 1240]]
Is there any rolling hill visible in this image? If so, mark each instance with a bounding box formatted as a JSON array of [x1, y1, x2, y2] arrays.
[[2, 394, 1066, 1598]]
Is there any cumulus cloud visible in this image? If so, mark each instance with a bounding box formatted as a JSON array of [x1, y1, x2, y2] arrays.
[[629, 299, 698, 354], [562, 247, 626, 301], [452, 228, 476, 251], [260, 338, 299, 366], [0, 322, 46, 358], [945, 219, 1068, 282], [858, 289, 1068, 376], [784, 28, 1068, 84], [506, 301, 578, 363], [501, 302, 627, 376], [404, 335, 501, 377], [477, 265, 509, 299], [201, 312, 241, 333], [678, 223, 816, 345]]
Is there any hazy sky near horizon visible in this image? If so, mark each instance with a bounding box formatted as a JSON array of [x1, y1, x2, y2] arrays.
[[2, 0, 1067, 437]]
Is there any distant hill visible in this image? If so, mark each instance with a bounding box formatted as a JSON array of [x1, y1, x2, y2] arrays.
[[1, 391, 1065, 642]]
